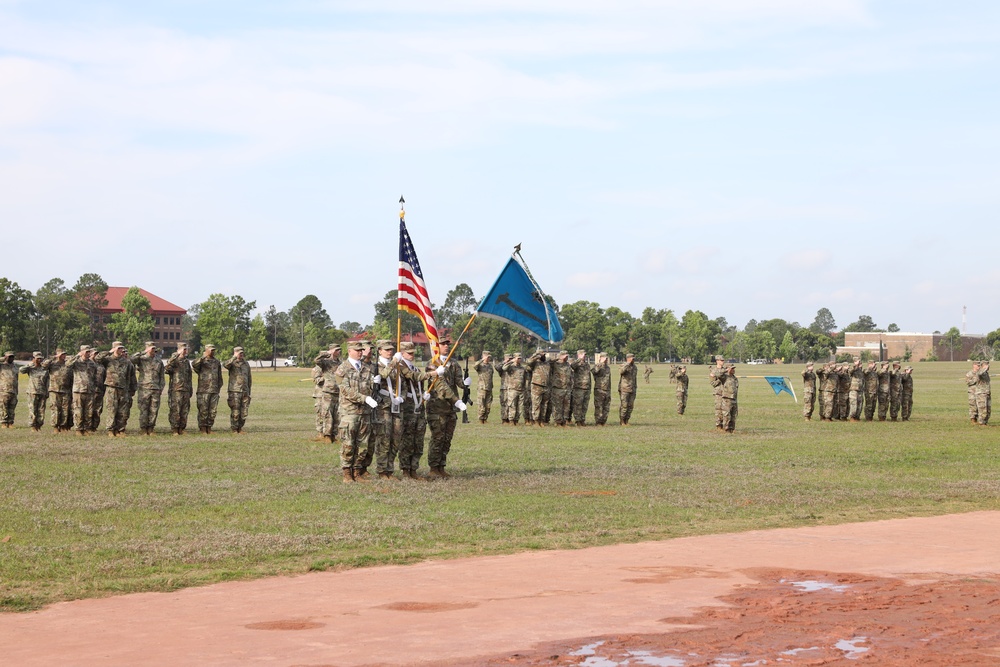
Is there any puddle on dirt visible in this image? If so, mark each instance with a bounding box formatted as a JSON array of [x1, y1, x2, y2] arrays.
[[836, 637, 870, 659], [569, 642, 686, 666], [782, 578, 850, 592]]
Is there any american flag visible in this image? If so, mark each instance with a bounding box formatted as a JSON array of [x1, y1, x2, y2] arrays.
[[398, 212, 440, 358]]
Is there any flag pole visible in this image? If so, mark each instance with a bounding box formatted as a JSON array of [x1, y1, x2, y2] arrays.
[[513, 246, 556, 345], [397, 196, 405, 352]]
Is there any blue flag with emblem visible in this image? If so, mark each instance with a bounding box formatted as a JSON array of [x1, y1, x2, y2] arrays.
[[477, 254, 564, 344], [764, 376, 796, 401]]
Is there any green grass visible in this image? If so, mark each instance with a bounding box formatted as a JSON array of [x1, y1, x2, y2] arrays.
[[1, 362, 997, 612]]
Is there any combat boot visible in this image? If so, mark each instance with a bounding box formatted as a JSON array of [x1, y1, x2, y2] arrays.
[[354, 469, 371, 482], [427, 466, 443, 479], [342, 468, 355, 484]]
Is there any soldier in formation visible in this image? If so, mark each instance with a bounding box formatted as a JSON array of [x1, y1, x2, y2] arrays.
[[526, 350, 552, 426], [971, 360, 991, 426], [473, 350, 494, 424], [801, 362, 816, 420], [710, 357, 726, 429], [192, 344, 222, 434], [0, 352, 17, 427], [592, 352, 611, 426], [223, 346, 252, 433], [618, 352, 638, 426], [674, 365, 688, 415], [424, 338, 468, 478], [314, 344, 342, 443], [901, 366, 914, 421], [334, 341, 377, 482], [715, 364, 739, 433], [43, 349, 73, 431], [132, 341, 164, 436], [164, 343, 193, 435], [570, 350, 592, 426], [807, 359, 915, 424], [20, 352, 49, 430], [643, 365, 653, 384], [501, 353, 527, 425], [550, 350, 573, 427]]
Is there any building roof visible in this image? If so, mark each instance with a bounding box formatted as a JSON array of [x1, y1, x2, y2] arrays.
[[100, 287, 186, 314]]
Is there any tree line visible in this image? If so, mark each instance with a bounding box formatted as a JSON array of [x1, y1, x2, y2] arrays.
[[3, 275, 994, 365]]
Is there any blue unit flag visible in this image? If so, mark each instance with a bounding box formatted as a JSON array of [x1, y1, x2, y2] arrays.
[[477, 257, 564, 344]]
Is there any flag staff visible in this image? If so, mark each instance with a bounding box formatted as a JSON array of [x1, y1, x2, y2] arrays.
[[397, 195, 404, 352]]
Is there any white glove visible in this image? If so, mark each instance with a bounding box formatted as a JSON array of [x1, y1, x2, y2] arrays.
[[435, 366, 446, 376], [372, 375, 381, 385], [463, 377, 472, 387], [364, 396, 378, 408], [392, 396, 404, 406], [455, 400, 467, 412], [393, 352, 402, 361], [422, 391, 431, 401], [380, 389, 390, 397]]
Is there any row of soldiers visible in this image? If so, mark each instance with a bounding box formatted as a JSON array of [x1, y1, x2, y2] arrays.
[[311, 338, 467, 482], [0, 342, 252, 435], [470, 349, 640, 427], [801, 359, 914, 422]]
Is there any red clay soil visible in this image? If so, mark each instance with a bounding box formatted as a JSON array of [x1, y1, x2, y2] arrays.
[[3, 512, 1000, 666]]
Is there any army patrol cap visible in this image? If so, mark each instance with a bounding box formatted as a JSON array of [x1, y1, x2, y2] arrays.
[[32, 351, 43, 358], [111, 341, 125, 350], [177, 341, 188, 349], [892, 360, 900, 366], [79, 345, 90, 353], [577, 349, 586, 355], [438, 337, 452, 346], [204, 344, 217, 351], [513, 352, 522, 359], [348, 341, 365, 351], [378, 340, 395, 351], [625, 352, 635, 359], [144, 341, 156, 348], [55, 348, 65, 355], [1, 351, 13, 359], [399, 341, 416, 353], [482, 350, 491, 356], [559, 349, 568, 355], [233, 346, 244, 354]]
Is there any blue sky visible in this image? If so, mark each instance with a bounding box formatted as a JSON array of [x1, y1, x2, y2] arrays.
[[2, 0, 999, 334]]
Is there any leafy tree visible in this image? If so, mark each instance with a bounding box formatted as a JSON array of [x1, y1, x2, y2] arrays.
[[438, 283, 478, 330], [676, 310, 712, 363], [183, 304, 201, 352], [32, 278, 87, 355], [939, 326, 962, 362], [660, 310, 680, 360], [193, 293, 256, 357], [244, 315, 272, 366], [0, 277, 35, 352], [265, 305, 292, 368], [71, 273, 109, 345], [288, 295, 332, 363], [887, 323, 900, 332], [602, 306, 635, 355], [338, 321, 363, 335], [843, 314, 878, 333], [778, 330, 797, 362], [373, 290, 424, 338], [809, 307, 836, 335], [107, 286, 155, 350], [746, 329, 776, 361], [560, 301, 607, 354]]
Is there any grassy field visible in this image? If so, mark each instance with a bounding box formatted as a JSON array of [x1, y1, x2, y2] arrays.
[[2, 361, 997, 612]]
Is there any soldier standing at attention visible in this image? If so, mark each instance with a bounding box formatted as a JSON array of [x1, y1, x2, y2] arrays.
[[836, 363, 850, 421], [591, 352, 612, 426], [720, 364, 739, 433], [888, 360, 903, 421], [975, 360, 991, 426], [334, 341, 378, 483], [43, 349, 73, 432], [372, 340, 400, 480], [90, 347, 106, 431], [473, 350, 495, 424], [223, 346, 252, 433], [876, 361, 891, 421], [19, 352, 49, 431], [310, 360, 325, 441], [65, 346, 97, 436], [901, 366, 914, 421], [643, 365, 653, 384], [848, 359, 864, 422], [95, 342, 135, 437], [863, 360, 879, 421], [192, 344, 223, 434], [164, 342, 193, 435], [710, 357, 726, 430], [618, 352, 638, 426], [819, 362, 838, 422], [526, 349, 553, 426], [570, 350, 592, 426], [424, 338, 467, 478], [550, 350, 573, 427], [314, 345, 343, 443], [522, 362, 534, 425], [132, 341, 165, 435], [801, 362, 816, 420], [0, 352, 18, 427], [502, 353, 527, 425], [675, 365, 689, 415], [359, 341, 379, 475], [395, 341, 442, 478], [496, 353, 511, 423], [966, 361, 980, 424]]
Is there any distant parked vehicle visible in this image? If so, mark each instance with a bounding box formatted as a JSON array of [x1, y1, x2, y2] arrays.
[[283, 356, 298, 367]]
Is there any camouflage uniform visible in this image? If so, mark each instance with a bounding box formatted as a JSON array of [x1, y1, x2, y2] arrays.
[[888, 362, 902, 421], [675, 367, 689, 415], [848, 361, 864, 421], [0, 354, 18, 426], [314, 349, 343, 442], [473, 354, 495, 423], [618, 357, 638, 425], [132, 346, 165, 434], [801, 364, 816, 420], [91, 361, 106, 431], [311, 364, 325, 438], [334, 347, 376, 477], [719, 368, 739, 433], [862, 362, 878, 421], [164, 348, 193, 433], [395, 343, 433, 476], [550, 352, 573, 426], [95, 344, 136, 435], [591, 356, 612, 426], [222, 349, 252, 432], [371, 342, 401, 478], [191, 349, 223, 432], [496, 356, 510, 422], [709, 360, 726, 429], [836, 365, 850, 421], [19, 355, 49, 429], [526, 351, 552, 424], [425, 348, 464, 476], [502, 355, 527, 425], [819, 363, 838, 421], [43, 353, 74, 431], [975, 362, 991, 426], [643, 366, 653, 384], [901, 367, 914, 421], [522, 366, 534, 424], [876, 362, 891, 421], [570, 351, 592, 425], [65, 347, 98, 435], [966, 364, 980, 423]]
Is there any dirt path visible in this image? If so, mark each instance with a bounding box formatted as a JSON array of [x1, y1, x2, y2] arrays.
[[3, 512, 1000, 666]]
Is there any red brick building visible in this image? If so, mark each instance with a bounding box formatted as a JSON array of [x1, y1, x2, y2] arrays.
[[99, 287, 187, 353]]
